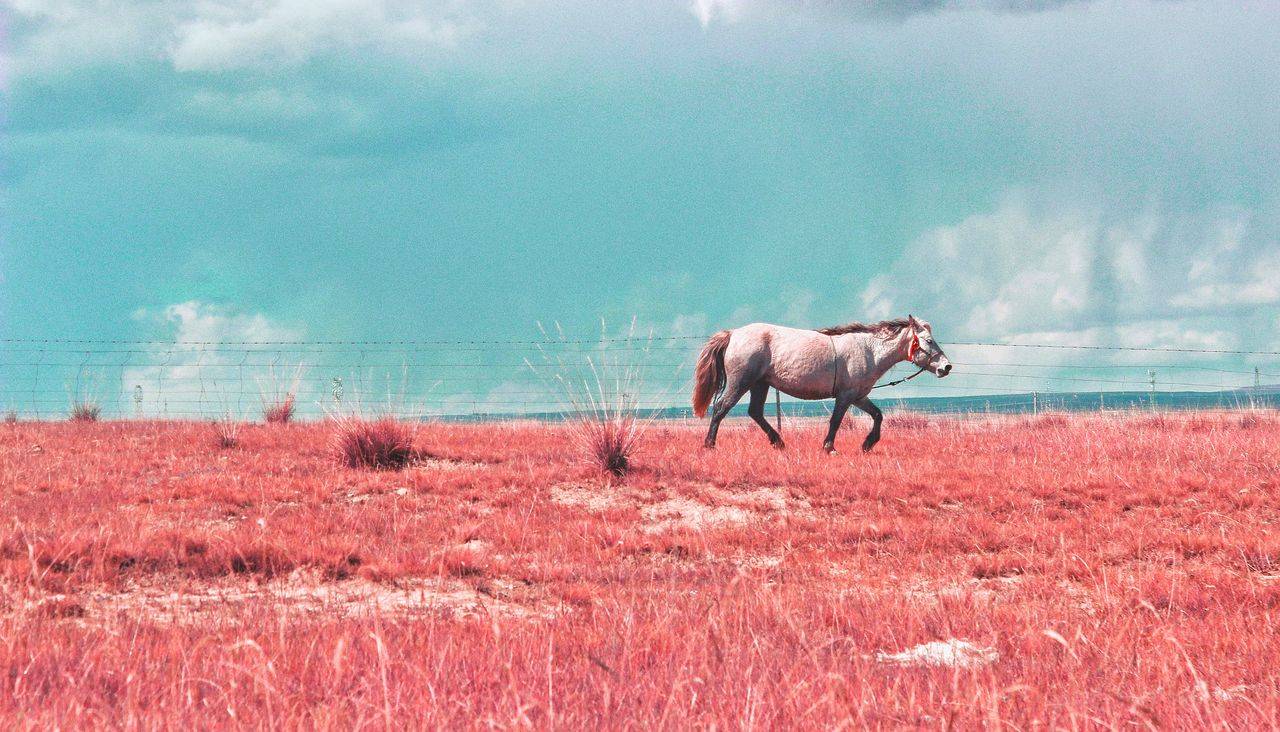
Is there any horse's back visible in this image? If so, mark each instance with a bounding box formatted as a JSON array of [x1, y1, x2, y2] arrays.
[[726, 323, 820, 356], [728, 323, 833, 399]]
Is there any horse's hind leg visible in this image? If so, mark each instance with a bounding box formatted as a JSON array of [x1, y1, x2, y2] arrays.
[[747, 381, 784, 448], [704, 380, 750, 449], [853, 396, 883, 452]]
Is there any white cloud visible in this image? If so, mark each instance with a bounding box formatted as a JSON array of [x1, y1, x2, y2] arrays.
[[123, 301, 304, 417], [170, 0, 467, 72], [866, 196, 1105, 336], [2, 0, 473, 75], [865, 195, 1273, 339], [2, 0, 177, 76], [860, 194, 1278, 394], [140, 300, 302, 344], [1168, 216, 1280, 309], [690, 0, 740, 28]]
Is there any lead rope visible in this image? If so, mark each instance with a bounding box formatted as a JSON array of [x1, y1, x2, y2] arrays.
[[871, 365, 927, 389], [828, 334, 840, 397], [873, 330, 926, 389]]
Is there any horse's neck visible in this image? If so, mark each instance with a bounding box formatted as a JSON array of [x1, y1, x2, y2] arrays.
[[840, 332, 904, 379]]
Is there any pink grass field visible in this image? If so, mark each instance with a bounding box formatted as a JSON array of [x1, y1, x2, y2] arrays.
[[2, 411, 1280, 728]]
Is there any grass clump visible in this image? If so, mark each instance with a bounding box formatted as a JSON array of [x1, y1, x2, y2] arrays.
[[262, 394, 296, 424], [573, 399, 640, 477], [213, 413, 241, 449], [333, 416, 416, 470], [529, 320, 659, 478], [258, 362, 304, 424], [69, 402, 101, 422]]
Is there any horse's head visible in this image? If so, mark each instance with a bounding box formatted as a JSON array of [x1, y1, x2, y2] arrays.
[[906, 315, 952, 377]]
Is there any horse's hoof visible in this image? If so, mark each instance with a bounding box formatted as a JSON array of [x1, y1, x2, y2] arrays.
[[771, 440, 786, 450], [823, 443, 836, 455], [861, 442, 875, 453], [703, 442, 716, 450]]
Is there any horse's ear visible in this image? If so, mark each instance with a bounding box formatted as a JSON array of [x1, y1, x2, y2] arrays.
[[908, 314, 919, 329]]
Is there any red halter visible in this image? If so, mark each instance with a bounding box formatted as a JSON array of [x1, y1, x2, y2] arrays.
[[906, 331, 920, 361]]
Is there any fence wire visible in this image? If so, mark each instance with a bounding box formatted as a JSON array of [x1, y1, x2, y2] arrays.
[[0, 336, 1276, 421]]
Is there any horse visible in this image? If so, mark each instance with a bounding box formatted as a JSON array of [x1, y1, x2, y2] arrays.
[[691, 315, 952, 453]]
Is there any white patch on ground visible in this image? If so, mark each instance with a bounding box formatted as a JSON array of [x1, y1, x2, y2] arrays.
[[345, 486, 412, 504], [1056, 579, 1099, 616], [730, 553, 784, 571], [10, 571, 554, 627], [1214, 685, 1250, 701], [551, 482, 813, 533], [550, 483, 631, 513], [642, 497, 753, 532], [901, 576, 1022, 607], [415, 457, 487, 472], [876, 639, 999, 669]]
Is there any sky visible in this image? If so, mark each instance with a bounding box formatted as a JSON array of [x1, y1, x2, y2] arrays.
[[2, 0, 1279, 413]]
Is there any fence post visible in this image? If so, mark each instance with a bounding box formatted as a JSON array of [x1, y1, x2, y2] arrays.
[[1032, 391, 1038, 415], [774, 387, 782, 435], [1251, 366, 1261, 409], [133, 385, 143, 418], [1148, 370, 1157, 412]]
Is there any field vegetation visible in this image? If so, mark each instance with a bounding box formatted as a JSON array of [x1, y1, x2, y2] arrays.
[[1, 411, 1279, 727]]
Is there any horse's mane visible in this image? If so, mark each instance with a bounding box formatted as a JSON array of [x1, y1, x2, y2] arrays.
[[816, 318, 911, 338]]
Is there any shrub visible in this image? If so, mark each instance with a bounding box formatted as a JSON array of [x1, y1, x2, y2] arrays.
[[334, 416, 416, 470], [70, 402, 101, 422], [3, 411, 16, 424]]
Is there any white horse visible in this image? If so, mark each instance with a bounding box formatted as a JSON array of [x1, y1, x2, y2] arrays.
[[691, 316, 952, 453]]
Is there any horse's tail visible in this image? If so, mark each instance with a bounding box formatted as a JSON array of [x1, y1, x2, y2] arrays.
[[692, 330, 731, 418]]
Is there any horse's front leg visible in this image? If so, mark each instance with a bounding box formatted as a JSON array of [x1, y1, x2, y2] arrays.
[[823, 395, 853, 454], [853, 396, 883, 452]]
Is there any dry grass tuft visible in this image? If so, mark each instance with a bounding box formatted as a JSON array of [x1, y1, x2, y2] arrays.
[[69, 401, 101, 422], [263, 394, 296, 424], [530, 320, 657, 478], [575, 408, 639, 477], [334, 416, 417, 470], [213, 414, 241, 449], [258, 362, 304, 424]]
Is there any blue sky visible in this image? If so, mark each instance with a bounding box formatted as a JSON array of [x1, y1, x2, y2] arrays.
[[2, 0, 1279, 411]]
